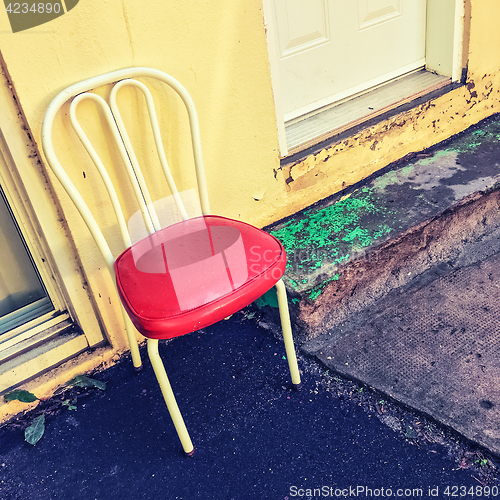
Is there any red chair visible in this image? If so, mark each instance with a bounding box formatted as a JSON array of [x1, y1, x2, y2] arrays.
[[42, 68, 301, 455]]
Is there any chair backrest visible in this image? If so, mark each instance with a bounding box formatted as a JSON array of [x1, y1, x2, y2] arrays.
[[41, 67, 210, 281]]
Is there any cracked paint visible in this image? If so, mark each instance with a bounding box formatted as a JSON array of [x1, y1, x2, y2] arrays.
[[270, 188, 397, 294], [280, 71, 500, 225]]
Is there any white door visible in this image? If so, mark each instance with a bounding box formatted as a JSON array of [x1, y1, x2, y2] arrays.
[[273, 0, 427, 121]]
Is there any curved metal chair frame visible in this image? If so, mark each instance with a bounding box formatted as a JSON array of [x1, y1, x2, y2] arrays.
[[41, 67, 301, 455]]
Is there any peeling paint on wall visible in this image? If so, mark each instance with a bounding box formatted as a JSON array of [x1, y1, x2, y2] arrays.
[[275, 69, 500, 225]]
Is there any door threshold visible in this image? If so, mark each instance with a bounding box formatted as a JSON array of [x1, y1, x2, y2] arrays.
[[284, 69, 451, 155]]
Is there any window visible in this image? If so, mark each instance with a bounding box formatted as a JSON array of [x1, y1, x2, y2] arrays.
[[0, 185, 54, 335]]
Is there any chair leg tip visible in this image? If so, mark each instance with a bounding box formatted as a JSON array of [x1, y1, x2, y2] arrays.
[[293, 382, 302, 391], [185, 448, 195, 457], [134, 364, 143, 372]]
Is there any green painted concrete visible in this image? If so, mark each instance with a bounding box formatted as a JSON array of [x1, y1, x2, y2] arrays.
[[268, 114, 500, 300]]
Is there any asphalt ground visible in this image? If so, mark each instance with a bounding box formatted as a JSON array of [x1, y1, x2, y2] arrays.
[[1, 310, 498, 499]]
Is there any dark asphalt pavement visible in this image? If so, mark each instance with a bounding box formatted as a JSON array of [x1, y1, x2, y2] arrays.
[[0, 310, 497, 499]]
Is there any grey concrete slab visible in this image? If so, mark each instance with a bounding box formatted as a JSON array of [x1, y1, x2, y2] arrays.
[[261, 114, 500, 457], [311, 250, 500, 456]]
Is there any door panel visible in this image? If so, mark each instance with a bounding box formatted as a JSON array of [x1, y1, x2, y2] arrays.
[[274, 0, 427, 119], [277, 0, 330, 57], [358, 0, 402, 31]]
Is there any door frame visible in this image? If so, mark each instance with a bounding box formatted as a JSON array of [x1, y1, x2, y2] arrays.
[[262, 0, 466, 157], [0, 64, 107, 392]]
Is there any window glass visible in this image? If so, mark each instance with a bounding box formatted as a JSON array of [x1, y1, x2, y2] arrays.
[[0, 186, 53, 334]]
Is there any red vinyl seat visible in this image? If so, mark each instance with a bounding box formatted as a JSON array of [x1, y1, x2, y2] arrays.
[[115, 215, 286, 339]]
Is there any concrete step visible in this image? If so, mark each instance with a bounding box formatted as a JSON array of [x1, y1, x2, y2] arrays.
[[262, 113, 500, 344]]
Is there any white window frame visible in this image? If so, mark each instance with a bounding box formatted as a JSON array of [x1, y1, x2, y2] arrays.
[[0, 68, 105, 393]]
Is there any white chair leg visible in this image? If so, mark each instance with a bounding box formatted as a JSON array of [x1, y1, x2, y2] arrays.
[[275, 279, 302, 389], [147, 338, 194, 456], [121, 306, 142, 370]]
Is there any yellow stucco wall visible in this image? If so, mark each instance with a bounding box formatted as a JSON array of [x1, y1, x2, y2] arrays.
[[2, 1, 500, 244], [0, 0, 282, 345], [0, 0, 282, 419], [0, 0, 282, 222], [0, 0, 500, 418], [1, 0, 499, 235]]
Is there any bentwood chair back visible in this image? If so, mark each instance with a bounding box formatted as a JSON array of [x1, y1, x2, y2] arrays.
[[42, 68, 301, 455]]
